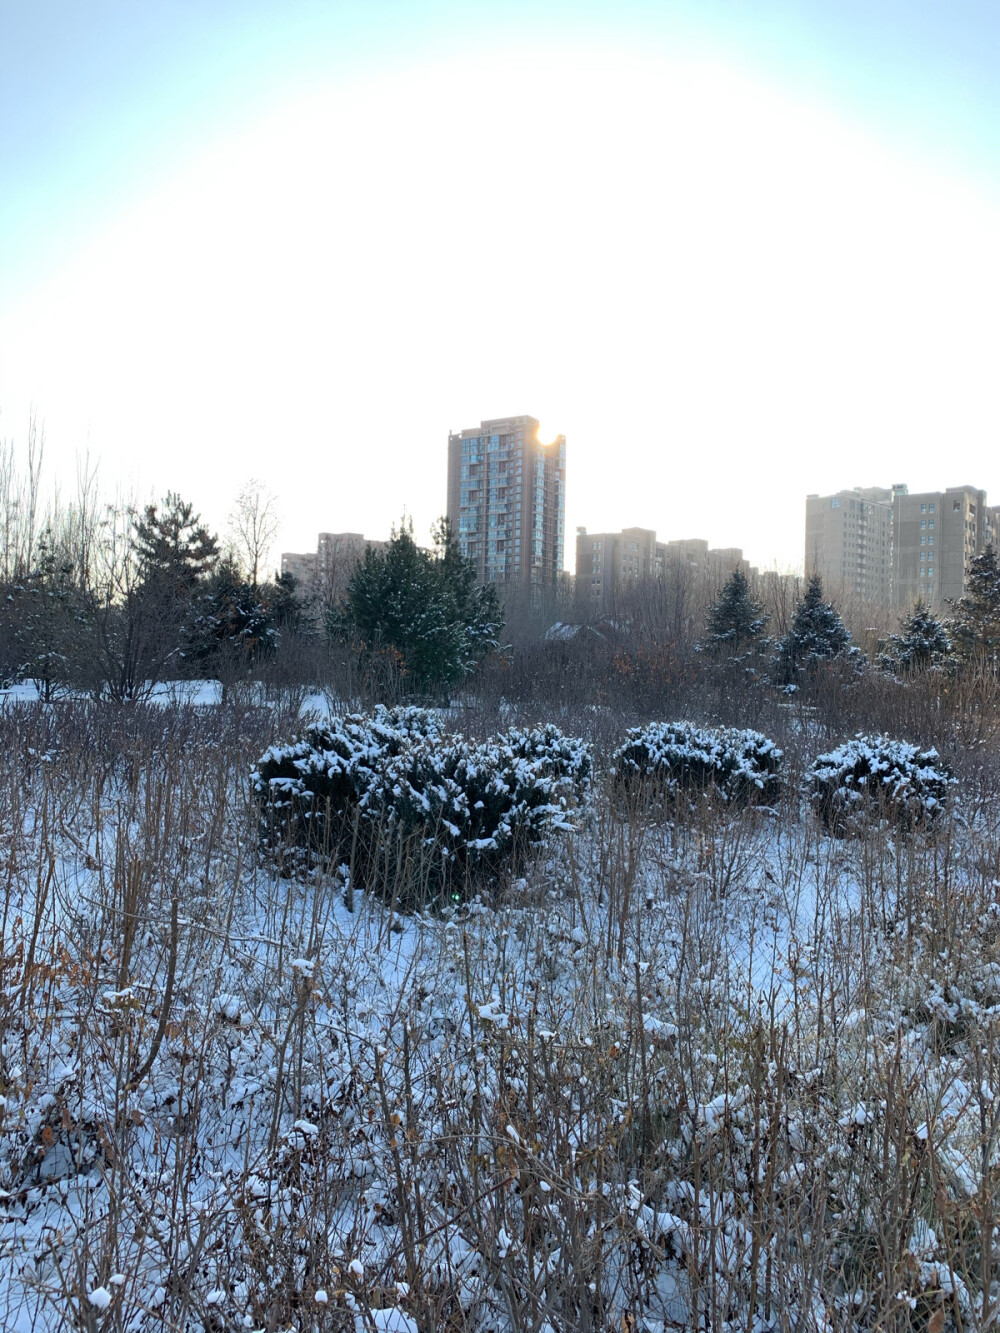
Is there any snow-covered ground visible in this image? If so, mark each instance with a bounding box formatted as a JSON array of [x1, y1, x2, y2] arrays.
[[0, 679, 227, 707], [0, 694, 997, 1331]]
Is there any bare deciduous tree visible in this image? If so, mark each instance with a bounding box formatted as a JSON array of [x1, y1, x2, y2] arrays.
[[0, 409, 45, 581], [83, 497, 180, 700], [228, 479, 278, 589]]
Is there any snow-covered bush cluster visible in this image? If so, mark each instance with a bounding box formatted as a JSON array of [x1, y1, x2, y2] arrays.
[[613, 720, 783, 804], [808, 733, 956, 834], [253, 707, 591, 906]]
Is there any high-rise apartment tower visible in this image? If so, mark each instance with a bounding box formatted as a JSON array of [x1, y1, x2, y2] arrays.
[[447, 415, 566, 585], [805, 487, 897, 607]]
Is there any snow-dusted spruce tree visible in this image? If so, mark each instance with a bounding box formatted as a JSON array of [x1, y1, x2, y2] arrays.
[[332, 517, 502, 698], [701, 568, 769, 655], [269, 569, 313, 638], [773, 574, 850, 682], [184, 557, 277, 682], [879, 600, 951, 674], [948, 544, 1000, 672]]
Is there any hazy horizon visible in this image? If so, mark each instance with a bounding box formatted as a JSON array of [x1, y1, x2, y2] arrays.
[[3, 1, 999, 575]]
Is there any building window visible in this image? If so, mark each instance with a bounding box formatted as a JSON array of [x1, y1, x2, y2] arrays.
[[830, 498, 840, 508], [921, 504, 927, 513], [929, 503, 935, 512]]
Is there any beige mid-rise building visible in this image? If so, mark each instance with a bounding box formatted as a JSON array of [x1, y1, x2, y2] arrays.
[[805, 482, 998, 612], [664, 539, 750, 581], [805, 487, 897, 607], [893, 486, 996, 607], [279, 550, 318, 585], [280, 532, 388, 604], [447, 415, 566, 586], [576, 526, 664, 603], [576, 527, 750, 606]]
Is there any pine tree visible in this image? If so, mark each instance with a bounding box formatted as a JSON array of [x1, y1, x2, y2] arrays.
[[135, 493, 219, 600], [130, 493, 220, 673], [270, 571, 312, 637], [702, 569, 769, 654], [948, 545, 1000, 671], [774, 574, 850, 682], [879, 600, 951, 674], [334, 518, 502, 697], [185, 558, 276, 678], [13, 528, 84, 700]]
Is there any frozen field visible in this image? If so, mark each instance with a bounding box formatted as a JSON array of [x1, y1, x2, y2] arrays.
[[0, 693, 998, 1331]]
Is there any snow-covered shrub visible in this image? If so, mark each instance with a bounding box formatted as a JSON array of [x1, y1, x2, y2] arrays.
[[496, 723, 592, 807], [613, 721, 783, 805], [807, 734, 956, 835], [251, 715, 385, 870], [252, 706, 446, 870], [253, 713, 592, 905], [367, 703, 445, 745], [363, 733, 581, 907]]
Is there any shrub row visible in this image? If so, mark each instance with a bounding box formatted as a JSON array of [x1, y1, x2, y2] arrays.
[[612, 721, 955, 834], [254, 714, 956, 909]]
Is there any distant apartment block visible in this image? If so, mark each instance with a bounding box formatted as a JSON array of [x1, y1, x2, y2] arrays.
[[806, 483, 998, 610], [447, 415, 566, 586], [893, 486, 996, 607], [663, 538, 750, 579], [805, 487, 897, 607], [280, 532, 387, 603], [576, 528, 750, 605], [280, 550, 318, 585], [577, 527, 664, 603]]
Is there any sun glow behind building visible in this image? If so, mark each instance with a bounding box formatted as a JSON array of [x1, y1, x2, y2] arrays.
[[447, 416, 566, 587]]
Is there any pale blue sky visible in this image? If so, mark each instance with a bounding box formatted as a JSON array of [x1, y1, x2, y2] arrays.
[[3, 1, 999, 570], [6, 2, 1000, 276]]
